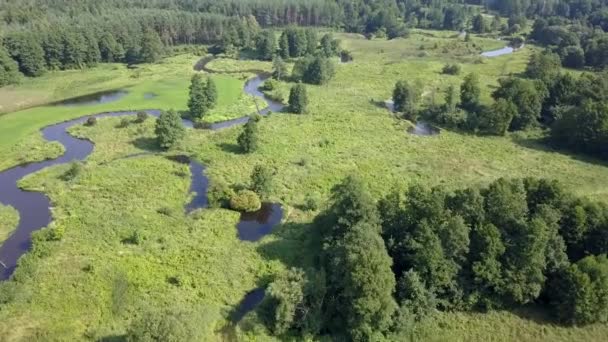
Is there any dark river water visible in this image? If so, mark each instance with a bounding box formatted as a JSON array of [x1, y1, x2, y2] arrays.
[[0, 62, 284, 324]]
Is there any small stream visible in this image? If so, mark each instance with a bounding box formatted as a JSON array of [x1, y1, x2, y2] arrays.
[[0, 57, 285, 323]]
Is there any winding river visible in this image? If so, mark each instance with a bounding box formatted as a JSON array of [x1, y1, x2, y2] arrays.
[[0, 57, 284, 292]]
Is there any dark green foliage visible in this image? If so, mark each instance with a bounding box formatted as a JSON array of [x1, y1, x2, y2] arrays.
[[61, 161, 83, 181], [548, 255, 608, 325], [250, 164, 273, 198], [271, 55, 287, 80], [442, 63, 461, 75], [288, 83, 308, 114], [85, 117, 97, 127], [263, 268, 306, 335], [237, 118, 258, 153], [326, 221, 397, 341], [397, 270, 436, 320], [139, 29, 163, 63], [478, 98, 516, 135], [204, 77, 218, 109], [526, 51, 561, 85], [255, 30, 276, 60], [154, 109, 185, 149], [229, 189, 261, 212], [188, 74, 208, 119], [135, 111, 148, 123], [320, 33, 339, 57], [98, 32, 125, 62], [207, 178, 235, 209], [4, 32, 46, 76], [278, 32, 289, 59], [472, 14, 488, 33], [492, 77, 547, 131], [293, 56, 335, 85], [376, 177, 608, 313], [0, 45, 21, 86], [392, 80, 417, 115], [460, 73, 481, 112], [305, 29, 318, 55], [551, 100, 608, 159]]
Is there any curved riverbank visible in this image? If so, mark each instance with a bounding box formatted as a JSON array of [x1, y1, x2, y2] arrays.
[[0, 63, 285, 280]]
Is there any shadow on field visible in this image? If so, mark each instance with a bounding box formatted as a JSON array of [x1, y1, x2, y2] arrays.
[[217, 142, 243, 155], [512, 135, 608, 167], [256, 221, 323, 270], [131, 137, 162, 152]]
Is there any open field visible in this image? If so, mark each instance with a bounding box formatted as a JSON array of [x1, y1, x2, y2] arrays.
[[0, 30, 607, 340]]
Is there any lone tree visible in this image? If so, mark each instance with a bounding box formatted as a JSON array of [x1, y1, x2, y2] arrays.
[[288, 83, 308, 114], [272, 55, 288, 80], [238, 118, 259, 153], [155, 109, 185, 149], [188, 74, 208, 119], [392, 80, 417, 114], [251, 164, 273, 198], [460, 73, 481, 112], [204, 77, 218, 109]]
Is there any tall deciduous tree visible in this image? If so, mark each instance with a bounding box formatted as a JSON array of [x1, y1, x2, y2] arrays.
[[238, 118, 259, 153], [0, 45, 22, 86], [288, 83, 308, 114], [460, 73, 481, 112], [155, 109, 185, 149], [188, 74, 208, 119], [392, 80, 417, 114]]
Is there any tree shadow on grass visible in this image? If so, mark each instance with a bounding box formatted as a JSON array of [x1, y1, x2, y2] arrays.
[[217, 142, 244, 155], [131, 137, 162, 152], [511, 134, 608, 168], [98, 335, 126, 342], [256, 221, 323, 271]]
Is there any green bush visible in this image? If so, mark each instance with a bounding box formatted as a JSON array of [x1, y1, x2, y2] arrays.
[[261, 79, 278, 91], [207, 179, 235, 208], [135, 111, 148, 123], [118, 117, 131, 128], [442, 63, 461, 75], [85, 117, 97, 126], [251, 165, 273, 198], [230, 190, 262, 212], [304, 192, 322, 211]]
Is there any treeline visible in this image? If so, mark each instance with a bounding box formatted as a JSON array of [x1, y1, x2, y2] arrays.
[[0, 9, 259, 85], [392, 50, 608, 159], [259, 176, 608, 339]]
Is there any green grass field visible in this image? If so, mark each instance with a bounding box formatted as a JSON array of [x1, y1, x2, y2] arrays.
[[0, 30, 607, 341], [0, 54, 257, 171]]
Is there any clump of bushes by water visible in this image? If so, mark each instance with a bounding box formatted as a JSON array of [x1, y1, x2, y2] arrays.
[[135, 111, 148, 123], [85, 117, 97, 126], [207, 179, 235, 208], [303, 192, 322, 211], [230, 190, 261, 212], [261, 79, 278, 91], [117, 117, 131, 128], [251, 165, 273, 199]]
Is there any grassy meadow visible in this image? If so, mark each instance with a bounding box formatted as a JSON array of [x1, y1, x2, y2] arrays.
[[0, 54, 258, 171], [0, 30, 607, 340]]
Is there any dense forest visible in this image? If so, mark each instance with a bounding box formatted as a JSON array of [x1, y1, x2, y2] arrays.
[[257, 175, 608, 340]]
